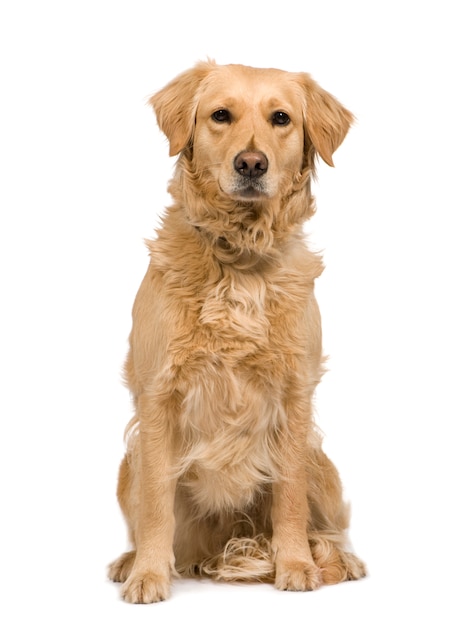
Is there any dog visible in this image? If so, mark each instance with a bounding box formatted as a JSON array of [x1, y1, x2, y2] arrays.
[[108, 60, 366, 603]]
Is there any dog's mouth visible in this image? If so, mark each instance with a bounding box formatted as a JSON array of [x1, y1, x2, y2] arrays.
[[225, 179, 268, 201], [236, 185, 266, 199]]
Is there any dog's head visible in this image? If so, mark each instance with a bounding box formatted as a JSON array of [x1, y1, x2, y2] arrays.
[[150, 60, 353, 205]]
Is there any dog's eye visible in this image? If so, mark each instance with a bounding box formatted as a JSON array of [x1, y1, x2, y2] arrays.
[[272, 111, 290, 126], [211, 109, 231, 123]]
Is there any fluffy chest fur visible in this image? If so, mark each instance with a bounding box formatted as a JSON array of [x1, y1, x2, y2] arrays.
[[140, 217, 324, 513]]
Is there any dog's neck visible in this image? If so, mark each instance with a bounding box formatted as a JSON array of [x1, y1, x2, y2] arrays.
[[191, 224, 277, 269], [167, 165, 315, 267]]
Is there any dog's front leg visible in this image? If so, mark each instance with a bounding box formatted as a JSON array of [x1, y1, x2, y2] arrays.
[[272, 394, 322, 591], [121, 392, 177, 604]]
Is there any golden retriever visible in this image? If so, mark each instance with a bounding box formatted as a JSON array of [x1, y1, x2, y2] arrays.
[[108, 60, 366, 603]]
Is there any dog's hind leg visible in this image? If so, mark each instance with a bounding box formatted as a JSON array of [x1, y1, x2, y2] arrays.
[[307, 446, 366, 583]]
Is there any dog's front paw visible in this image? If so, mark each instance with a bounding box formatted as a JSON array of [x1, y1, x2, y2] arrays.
[[121, 569, 171, 604], [275, 560, 323, 591]]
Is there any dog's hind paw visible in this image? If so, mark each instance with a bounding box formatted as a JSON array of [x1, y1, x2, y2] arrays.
[[108, 550, 136, 583], [309, 537, 367, 584]]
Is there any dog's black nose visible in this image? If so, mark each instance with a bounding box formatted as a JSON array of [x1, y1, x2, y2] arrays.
[[234, 151, 268, 178]]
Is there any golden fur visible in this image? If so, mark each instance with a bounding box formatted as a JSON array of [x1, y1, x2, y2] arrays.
[[108, 60, 366, 603]]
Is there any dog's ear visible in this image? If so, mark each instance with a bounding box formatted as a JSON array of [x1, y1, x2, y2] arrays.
[[298, 74, 354, 167], [149, 61, 214, 156]]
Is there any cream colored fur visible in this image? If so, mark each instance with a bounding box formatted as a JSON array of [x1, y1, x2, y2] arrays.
[[108, 61, 366, 603]]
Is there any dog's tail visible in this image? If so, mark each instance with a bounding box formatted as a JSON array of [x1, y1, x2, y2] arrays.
[[182, 534, 275, 582], [177, 529, 365, 584]]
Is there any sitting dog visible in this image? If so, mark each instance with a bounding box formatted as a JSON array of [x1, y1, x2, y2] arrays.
[[108, 60, 366, 603]]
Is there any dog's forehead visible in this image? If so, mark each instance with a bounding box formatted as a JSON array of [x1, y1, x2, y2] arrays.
[[199, 65, 302, 111]]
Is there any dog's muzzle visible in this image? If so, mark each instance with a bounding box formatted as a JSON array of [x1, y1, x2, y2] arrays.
[[232, 150, 269, 198]]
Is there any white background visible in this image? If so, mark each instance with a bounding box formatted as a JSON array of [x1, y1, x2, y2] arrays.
[[1, 1, 472, 624]]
